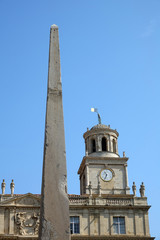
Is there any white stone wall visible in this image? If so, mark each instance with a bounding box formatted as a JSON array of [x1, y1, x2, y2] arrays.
[[70, 207, 150, 237], [80, 158, 128, 195], [0, 196, 151, 239]]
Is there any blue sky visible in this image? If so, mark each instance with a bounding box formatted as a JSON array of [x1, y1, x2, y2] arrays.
[[0, 0, 159, 238]]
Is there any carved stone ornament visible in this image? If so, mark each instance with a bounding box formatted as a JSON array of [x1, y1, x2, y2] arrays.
[[15, 212, 40, 235]]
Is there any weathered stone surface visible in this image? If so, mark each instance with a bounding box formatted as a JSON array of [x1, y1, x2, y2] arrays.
[[39, 24, 70, 240], [0, 189, 153, 238]]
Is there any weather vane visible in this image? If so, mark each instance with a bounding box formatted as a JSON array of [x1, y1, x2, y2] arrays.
[[91, 108, 101, 124]]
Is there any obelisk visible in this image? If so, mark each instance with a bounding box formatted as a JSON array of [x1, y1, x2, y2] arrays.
[[39, 25, 70, 240]]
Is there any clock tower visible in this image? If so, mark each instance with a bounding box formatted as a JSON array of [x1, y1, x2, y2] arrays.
[[78, 124, 130, 195]]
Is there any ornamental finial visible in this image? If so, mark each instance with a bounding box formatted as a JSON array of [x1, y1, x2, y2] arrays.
[[10, 179, 15, 196], [1, 179, 6, 195]]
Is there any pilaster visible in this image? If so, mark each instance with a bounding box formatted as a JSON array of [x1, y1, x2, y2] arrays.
[[135, 211, 144, 235], [86, 164, 89, 187], [144, 211, 150, 236], [124, 163, 130, 194], [9, 208, 15, 234], [109, 211, 111, 235], [0, 208, 4, 234], [82, 209, 89, 235]]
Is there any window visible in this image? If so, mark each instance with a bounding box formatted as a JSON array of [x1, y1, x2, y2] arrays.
[[92, 139, 96, 152], [113, 217, 125, 234], [70, 216, 80, 234], [102, 137, 107, 151]]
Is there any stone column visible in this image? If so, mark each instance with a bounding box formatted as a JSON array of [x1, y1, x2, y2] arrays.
[[97, 136, 102, 152], [85, 138, 89, 156], [116, 140, 118, 154], [107, 138, 109, 151], [110, 137, 113, 152], [39, 25, 70, 240], [108, 136, 110, 152]]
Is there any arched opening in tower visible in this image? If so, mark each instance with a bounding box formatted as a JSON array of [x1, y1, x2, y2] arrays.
[[92, 139, 96, 152], [102, 137, 107, 151]]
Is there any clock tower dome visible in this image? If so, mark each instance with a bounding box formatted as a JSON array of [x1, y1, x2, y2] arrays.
[[78, 124, 130, 195]]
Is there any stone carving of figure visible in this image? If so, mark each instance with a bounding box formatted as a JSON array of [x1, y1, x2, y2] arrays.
[[15, 213, 26, 235], [140, 182, 145, 197], [88, 181, 92, 196], [98, 180, 101, 196], [33, 213, 40, 235], [132, 182, 136, 196]]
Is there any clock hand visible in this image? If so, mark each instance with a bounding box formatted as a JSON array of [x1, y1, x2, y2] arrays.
[[104, 173, 107, 179]]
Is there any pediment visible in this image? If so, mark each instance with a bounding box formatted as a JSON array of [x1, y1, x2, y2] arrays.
[[0, 193, 40, 206]]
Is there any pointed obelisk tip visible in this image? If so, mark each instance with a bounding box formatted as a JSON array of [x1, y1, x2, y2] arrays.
[[51, 24, 58, 29]]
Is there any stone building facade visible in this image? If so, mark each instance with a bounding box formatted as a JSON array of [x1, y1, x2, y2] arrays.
[[0, 124, 154, 239]]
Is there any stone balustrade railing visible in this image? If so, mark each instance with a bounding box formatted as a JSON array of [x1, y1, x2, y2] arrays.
[[69, 196, 133, 206]]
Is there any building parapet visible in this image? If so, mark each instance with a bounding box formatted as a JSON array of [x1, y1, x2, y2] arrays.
[[69, 195, 148, 207]]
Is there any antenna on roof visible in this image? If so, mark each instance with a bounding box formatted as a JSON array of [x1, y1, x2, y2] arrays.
[[91, 108, 101, 124]]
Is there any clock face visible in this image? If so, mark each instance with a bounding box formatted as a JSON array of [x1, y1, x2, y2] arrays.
[[100, 169, 113, 182]]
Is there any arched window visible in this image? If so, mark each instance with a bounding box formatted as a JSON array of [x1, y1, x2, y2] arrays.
[[113, 139, 116, 153], [92, 139, 96, 152], [102, 137, 107, 151]]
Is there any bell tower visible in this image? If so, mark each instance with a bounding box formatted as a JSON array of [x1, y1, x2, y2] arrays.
[[78, 124, 130, 195]]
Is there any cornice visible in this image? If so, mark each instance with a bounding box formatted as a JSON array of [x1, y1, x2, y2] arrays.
[[71, 235, 155, 240], [0, 205, 40, 209], [0, 235, 155, 240], [0, 236, 38, 240], [83, 126, 119, 139], [78, 156, 129, 175], [70, 205, 151, 210], [0, 204, 150, 210]]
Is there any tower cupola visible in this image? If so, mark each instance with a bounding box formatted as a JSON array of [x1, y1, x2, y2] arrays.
[[78, 123, 130, 195], [83, 124, 119, 158]]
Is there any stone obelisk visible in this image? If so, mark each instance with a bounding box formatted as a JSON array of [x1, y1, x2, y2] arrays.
[[39, 25, 70, 240]]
